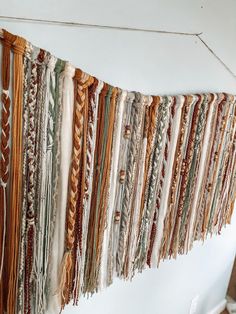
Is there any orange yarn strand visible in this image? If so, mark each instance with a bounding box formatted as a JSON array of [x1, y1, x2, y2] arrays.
[[7, 35, 26, 314]]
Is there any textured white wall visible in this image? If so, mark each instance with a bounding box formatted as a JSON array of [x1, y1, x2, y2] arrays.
[[0, 1, 236, 313]]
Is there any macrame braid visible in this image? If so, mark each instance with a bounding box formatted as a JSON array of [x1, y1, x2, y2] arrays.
[[7, 34, 26, 314], [59, 69, 94, 307], [0, 28, 16, 314], [23, 48, 41, 314], [51, 59, 65, 224], [73, 71, 94, 303], [117, 93, 144, 275], [135, 96, 171, 270], [147, 96, 176, 267], [84, 78, 99, 200], [17, 40, 32, 314]]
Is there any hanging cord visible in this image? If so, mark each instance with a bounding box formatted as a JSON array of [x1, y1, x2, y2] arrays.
[[59, 69, 94, 307], [73, 72, 94, 303], [80, 79, 103, 293], [0, 29, 16, 314], [7, 34, 26, 314], [17, 40, 33, 314], [0, 17, 201, 36], [54, 62, 75, 309], [0, 29, 16, 280]]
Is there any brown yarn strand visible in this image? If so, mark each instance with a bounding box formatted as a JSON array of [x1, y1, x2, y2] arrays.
[[59, 69, 94, 308], [73, 72, 94, 303], [7, 35, 26, 314], [0, 29, 16, 314]]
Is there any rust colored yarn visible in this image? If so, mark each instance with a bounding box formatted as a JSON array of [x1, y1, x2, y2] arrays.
[[0, 29, 17, 314], [7, 34, 26, 314], [60, 69, 94, 307], [84, 83, 109, 293], [73, 71, 94, 303]]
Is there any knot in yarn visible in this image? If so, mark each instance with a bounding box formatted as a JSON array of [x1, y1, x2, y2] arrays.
[[47, 55, 57, 72], [63, 62, 75, 79], [3, 29, 16, 48], [12, 36, 26, 55]]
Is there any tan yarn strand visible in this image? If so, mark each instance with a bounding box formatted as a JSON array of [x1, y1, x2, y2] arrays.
[[7, 35, 26, 314], [73, 73, 94, 303], [60, 69, 94, 307]]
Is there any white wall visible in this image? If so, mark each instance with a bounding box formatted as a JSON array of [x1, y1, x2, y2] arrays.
[[0, 1, 236, 313]]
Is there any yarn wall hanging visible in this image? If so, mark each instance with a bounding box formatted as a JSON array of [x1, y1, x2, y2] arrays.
[[0, 28, 235, 314]]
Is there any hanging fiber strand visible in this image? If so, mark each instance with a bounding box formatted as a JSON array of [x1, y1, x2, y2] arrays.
[[0, 29, 235, 314]]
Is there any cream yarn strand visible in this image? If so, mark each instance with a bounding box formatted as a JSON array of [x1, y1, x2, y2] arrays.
[[47, 62, 75, 314]]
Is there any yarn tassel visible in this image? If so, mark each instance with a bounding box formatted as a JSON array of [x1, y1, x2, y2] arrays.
[[146, 213, 157, 267], [0, 187, 6, 314], [58, 250, 73, 309], [0, 186, 6, 279], [24, 223, 35, 314]]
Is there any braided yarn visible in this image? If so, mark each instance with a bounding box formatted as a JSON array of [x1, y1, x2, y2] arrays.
[[0, 29, 235, 314]]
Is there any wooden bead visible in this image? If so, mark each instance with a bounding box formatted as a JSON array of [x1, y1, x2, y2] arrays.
[[114, 211, 121, 223], [207, 183, 212, 192], [214, 152, 219, 161], [119, 170, 125, 183], [180, 161, 186, 175], [124, 125, 131, 138]]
